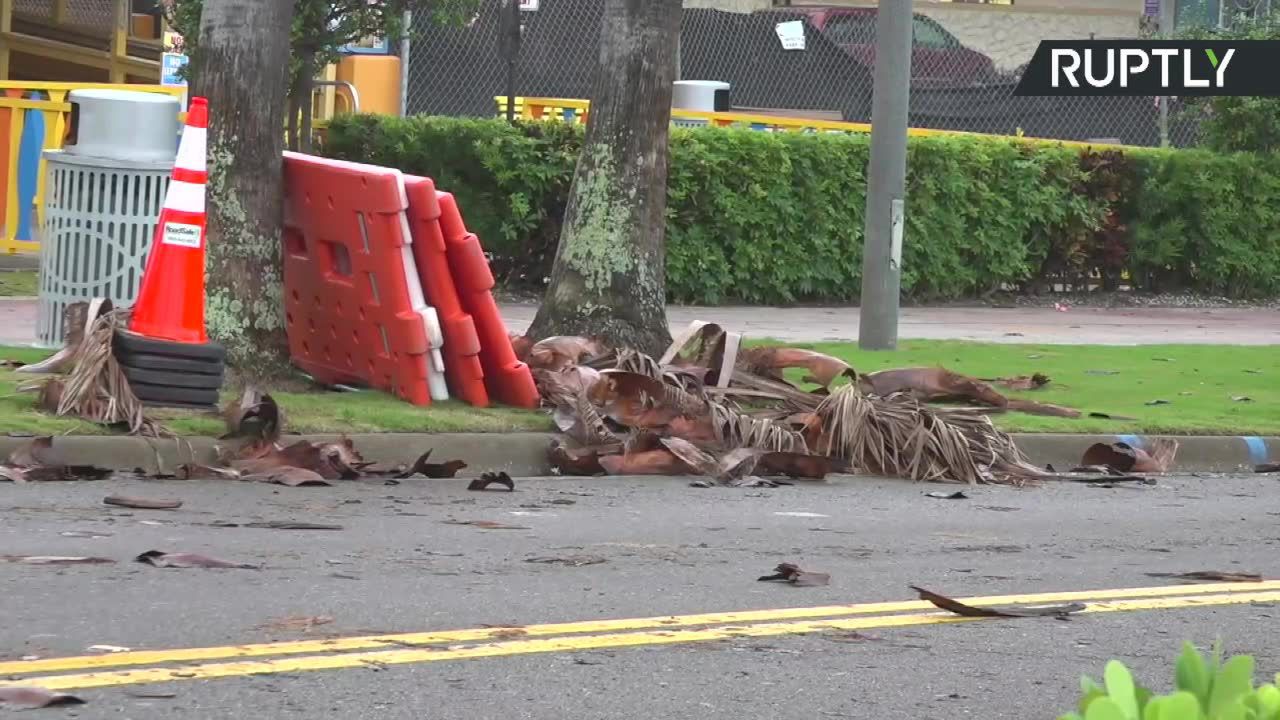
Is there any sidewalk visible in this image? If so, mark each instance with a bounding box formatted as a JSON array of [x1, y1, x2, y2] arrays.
[[2, 297, 1277, 347]]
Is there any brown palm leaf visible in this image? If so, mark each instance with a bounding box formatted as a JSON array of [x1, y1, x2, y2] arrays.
[[31, 308, 163, 436], [815, 385, 1036, 485]]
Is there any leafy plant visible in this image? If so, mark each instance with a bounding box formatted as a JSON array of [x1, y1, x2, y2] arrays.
[[165, 0, 477, 148], [1061, 642, 1280, 720], [322, 114, 1280, 304], [1176, 13, 1280, 155]]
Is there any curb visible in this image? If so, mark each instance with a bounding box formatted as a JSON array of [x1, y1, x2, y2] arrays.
[[0, 432, 1272, 477]]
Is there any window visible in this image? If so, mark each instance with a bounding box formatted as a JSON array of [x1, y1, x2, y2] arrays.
[[912, 16, 958, 49], [823, 14, 877, 45]]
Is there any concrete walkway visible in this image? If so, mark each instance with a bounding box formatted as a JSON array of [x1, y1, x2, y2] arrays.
[[3, 297, 1277, 347]]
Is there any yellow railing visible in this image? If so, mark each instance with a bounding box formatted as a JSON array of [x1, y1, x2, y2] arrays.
[[494, 96, 1132, 151], [0, 81, 185, 254]]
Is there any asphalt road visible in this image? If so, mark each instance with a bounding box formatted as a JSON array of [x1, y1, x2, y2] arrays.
[[2, 472, 1278, 718]]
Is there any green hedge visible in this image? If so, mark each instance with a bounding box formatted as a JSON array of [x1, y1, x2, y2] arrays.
[[322, 114, 1280, 303]]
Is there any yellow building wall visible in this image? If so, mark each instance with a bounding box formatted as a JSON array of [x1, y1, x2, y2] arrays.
[[336, 55, 401, 116]]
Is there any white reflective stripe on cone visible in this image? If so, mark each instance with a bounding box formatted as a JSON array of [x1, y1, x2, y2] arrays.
[[176, 126, 208, 173], [164, 180, 206, 214]]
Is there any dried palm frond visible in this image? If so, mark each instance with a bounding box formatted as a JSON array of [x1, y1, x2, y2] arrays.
[[32, 308, 164, 436], [614, 348, 663, 379], [554, 393, 619, 446], [815, 385, 1037, 485], [709, 401, 807, 454], [528, 336, 608, 371], [737, 346, 856, 389]]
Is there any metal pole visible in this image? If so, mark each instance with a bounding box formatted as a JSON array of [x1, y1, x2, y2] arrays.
[[400, 9, 411, 117], [858, 0, 913, 351], [1157, 0, 1175, 147]]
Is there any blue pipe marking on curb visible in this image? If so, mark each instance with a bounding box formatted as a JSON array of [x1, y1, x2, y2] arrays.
[[1116, 434, 1144, 449], [1243, 436, 1268, 466]]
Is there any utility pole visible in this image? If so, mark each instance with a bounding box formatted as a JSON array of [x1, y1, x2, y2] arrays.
[[1157, 0, 1175, 147], [858, 0, 913, 350]]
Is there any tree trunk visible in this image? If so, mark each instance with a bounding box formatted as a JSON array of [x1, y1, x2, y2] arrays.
[[191, 0, 295, 382], [525, 0, 680, 356]]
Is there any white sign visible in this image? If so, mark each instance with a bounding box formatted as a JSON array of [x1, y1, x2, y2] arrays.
[[519, 0, 538, 11], [162, 221, 203, 248], [775, 20, 806, 51]]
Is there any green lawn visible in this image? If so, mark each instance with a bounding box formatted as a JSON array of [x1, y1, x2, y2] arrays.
[[0, 346, 553, 436], [0, 341, 1276, 437], [0, 270, 38, 297], [789, 340, 1280, 435]]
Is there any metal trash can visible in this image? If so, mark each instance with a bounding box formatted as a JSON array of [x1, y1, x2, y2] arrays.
[[672, 80, 730, 129], [36, 89, 181, 347]]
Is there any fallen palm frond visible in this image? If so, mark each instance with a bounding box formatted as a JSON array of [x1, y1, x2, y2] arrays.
[[737, 345, 856, 389], [16, 300, 103, 375], [815, 385, 1039, 485], [527, 336, 608, 371], [24, 307, 164, 436], [709, 401, 807, 454]]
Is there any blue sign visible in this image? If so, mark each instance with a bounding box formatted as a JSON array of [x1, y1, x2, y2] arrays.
[[161, 52, 189, 86]]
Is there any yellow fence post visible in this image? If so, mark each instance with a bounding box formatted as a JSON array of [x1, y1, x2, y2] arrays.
[[0, 82, 186, 253], [0, 0, 12, 80], [110, 0, 129, 83]]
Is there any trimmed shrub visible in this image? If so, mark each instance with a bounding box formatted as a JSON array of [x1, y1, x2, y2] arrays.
[[322, 114, 1280, 303]]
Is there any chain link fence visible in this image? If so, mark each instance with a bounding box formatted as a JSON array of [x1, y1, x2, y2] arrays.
[[405, 0, 1204, 147]]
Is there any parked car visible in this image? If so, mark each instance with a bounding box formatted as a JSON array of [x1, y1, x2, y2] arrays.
[[770, 6, 998, 88]]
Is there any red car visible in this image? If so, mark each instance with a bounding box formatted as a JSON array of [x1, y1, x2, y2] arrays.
[[774, 6, 998, 88]]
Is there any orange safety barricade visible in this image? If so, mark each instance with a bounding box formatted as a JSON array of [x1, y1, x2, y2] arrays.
[[436, 192, 539, 409], [403, 176, 489, 407], [281, 152, 442, 406]]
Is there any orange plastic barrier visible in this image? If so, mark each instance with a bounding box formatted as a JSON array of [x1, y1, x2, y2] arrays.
[[281, 152, 435, 405], [436, 192, 539, 409], [403, 176, 489, 407]]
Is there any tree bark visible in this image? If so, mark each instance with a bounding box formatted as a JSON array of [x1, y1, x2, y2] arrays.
[[191, 0, 295, 382], [525, 0, 680, 356]]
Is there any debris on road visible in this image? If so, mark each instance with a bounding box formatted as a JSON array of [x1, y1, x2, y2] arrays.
[[0, 436, 112, 483], [911, 586, 1084, 618], [239, 466, 331, 487], [209, 520, 344, 530], [223, 386, 283, 444], [525, 555, 607, 567], [468, 471, 515, 491], [757, 562, 831, 587], [256, 615, 335, 632], [134, 550, 259, 569], [442, 519, 530, 530], [177, 464, 241, 481], [1, 555, 115, 565], [1081, 439, 1178, 474], [104, 495, 183, 510], [397, 450, 467, 479], [1256, 463, 1280, 473], [926, 491, 968, 500], [86, 644, 132, 653], [1144, 571, 1263, 583], [518, 321, 1054, 487], [0, 686, 85, 708]]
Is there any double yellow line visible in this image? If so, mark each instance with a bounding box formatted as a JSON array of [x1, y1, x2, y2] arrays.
[[5, 581, 1278, 691]]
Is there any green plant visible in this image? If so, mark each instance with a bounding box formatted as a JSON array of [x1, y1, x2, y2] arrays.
[[1061, 643, 1280, 720], [1176, 13, 1280, 155], [322, 114, 1280, 304]]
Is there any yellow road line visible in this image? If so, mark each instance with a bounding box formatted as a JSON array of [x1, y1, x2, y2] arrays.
[[12, 590, 1280, 691], [1, 581, 1275, 677]]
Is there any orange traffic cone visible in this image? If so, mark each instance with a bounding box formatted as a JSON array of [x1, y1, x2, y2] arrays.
[[129, 96, 210, 344]]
